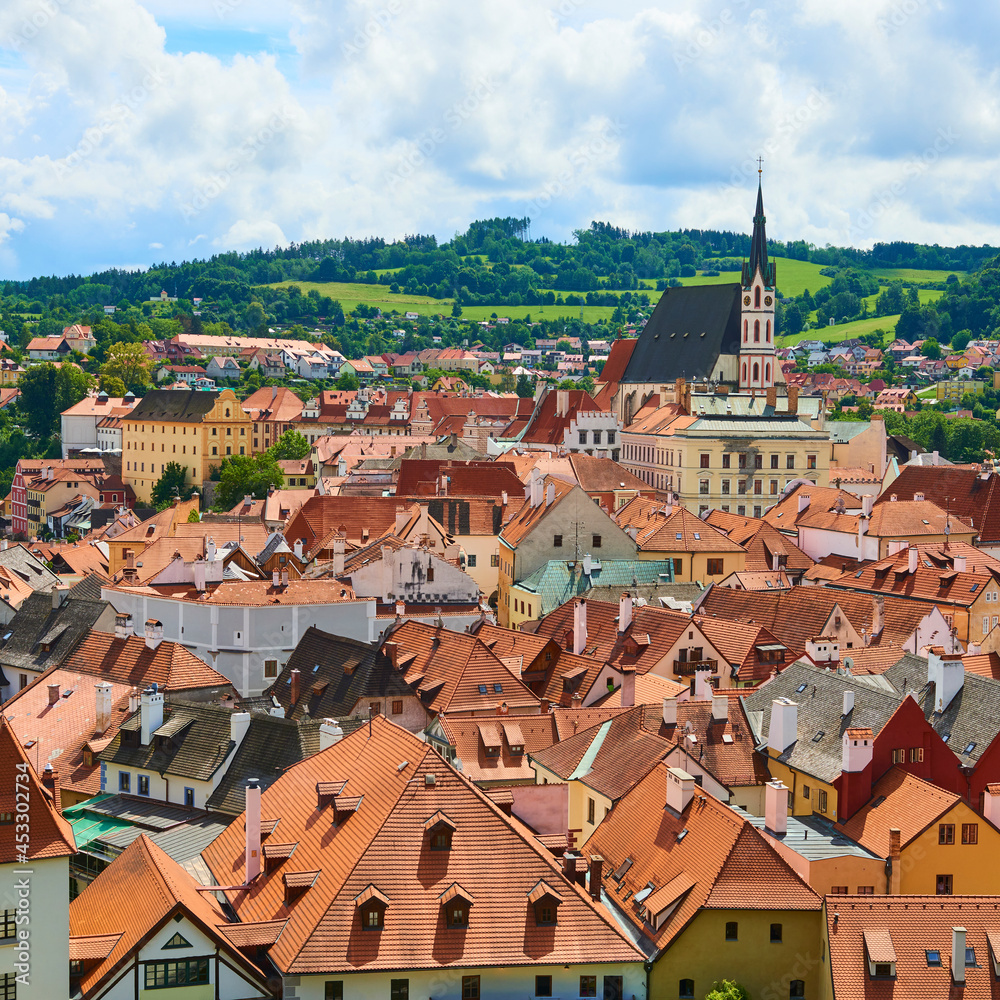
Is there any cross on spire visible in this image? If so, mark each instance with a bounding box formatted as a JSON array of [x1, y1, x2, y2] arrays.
[[757, 156, 763, 176]]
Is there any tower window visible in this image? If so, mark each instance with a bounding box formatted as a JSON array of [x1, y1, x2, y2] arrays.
[[755, 286, 761, 307], [754, 320, 760, 342], [753, 362, 759, 382]]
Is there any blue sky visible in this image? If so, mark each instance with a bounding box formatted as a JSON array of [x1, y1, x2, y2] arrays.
[[0, 0, 996, 279]]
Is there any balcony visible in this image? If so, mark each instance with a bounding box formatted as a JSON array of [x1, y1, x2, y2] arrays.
[[673, 658, 718, 676]]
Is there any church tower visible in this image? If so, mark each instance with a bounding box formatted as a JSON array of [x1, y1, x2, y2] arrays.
[[739, 170, 777, 390]]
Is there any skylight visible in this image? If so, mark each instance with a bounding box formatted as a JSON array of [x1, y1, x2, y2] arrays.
[[676, 828, 689, 842], [694, 533, 701, 540], [812, 731, 825, 742], [971, 583, 979, 592], [942, 733, 951, 743], [493, 683, 503, 694], [796, 683, 808, 693], [926, 950, 942, 967], [855, 569, 864, 578], [964, 742, 976, 755], [676, 533, 682, 540], [477, 684, 488, 694]]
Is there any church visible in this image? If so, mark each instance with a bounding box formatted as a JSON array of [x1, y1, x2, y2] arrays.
[[615, 179, 780, 426]]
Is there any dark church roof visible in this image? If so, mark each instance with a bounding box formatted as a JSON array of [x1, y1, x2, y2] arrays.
[[742, 181, 776, 288], [619, 283, 742, 385]]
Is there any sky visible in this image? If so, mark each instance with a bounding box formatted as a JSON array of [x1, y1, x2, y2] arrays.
[[0, 0, 997, 279]]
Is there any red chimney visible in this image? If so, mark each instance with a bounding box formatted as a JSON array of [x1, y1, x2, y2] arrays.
[[589, 855, 604, 901], [41, 763, 61, 813], [290, 669, 301, 705]]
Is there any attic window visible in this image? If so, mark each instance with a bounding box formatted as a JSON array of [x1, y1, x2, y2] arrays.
[[964, 742, 976, 755], [971, 583, 980, 592], [425, 811, 456, 850], [527, 880, 563, 926], [163, 933, 192, 949], [355, 884, 389, 929], [926, 950, 942, 967], [942, 733, 951, 743], [493, 683, 503, 694], [478, 684, 488, 695], [694, 533, 701, 540], [722, 734, 734, 744], [676, 533, 682, 540], [796, 683, 807, 693], [612, 858, 633, 882], [812, 731, 825, 742], [855, 570, 864, 578], [440, 883, 474, 928]]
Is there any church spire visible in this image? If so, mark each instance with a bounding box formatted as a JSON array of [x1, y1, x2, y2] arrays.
[[742, 167, 776, 289]]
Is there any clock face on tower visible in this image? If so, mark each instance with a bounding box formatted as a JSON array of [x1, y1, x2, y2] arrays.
[[743, 295, 751, 305], [765, 295, 773, 306]]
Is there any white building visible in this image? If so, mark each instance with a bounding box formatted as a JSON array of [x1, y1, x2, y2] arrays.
[[60, 392, 136, 458]]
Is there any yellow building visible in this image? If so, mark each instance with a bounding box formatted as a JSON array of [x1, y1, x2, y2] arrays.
[[122, 388, 254, 503], [23, 468, 101, 538], [277, 458, 317, 490]]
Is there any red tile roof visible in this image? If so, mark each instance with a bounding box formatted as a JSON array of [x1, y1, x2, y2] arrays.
[[395, 459, 524, 499], [614, 497, 746, 553], [519, 388, 608, 446]]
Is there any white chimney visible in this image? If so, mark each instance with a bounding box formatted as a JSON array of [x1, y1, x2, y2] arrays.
[[144, 619, 163, 651], [140, 684, 164, 746], [984, 784, 1000, 828], [862, 495, 874, 516], [530, 472, 544, 508], [928, 649, 965, 713], [333, 533, 346, 576], [193, 557, 207, 592], [51, 586, 69, 610], [245, 778, 262, 883], [768, 697, 798, 755], [272, 570, 280, 586], [953, 927, 967, 984], [712, 693, 728, 722], [94, 682, 113, 736], [114, 612, 133, 640], [805, 637, 839, 664], [764, 779, 788, 836], [573, 599, 587, 655], [206, 537, 217, 561], [620, 667, 635, 708], [954, 555, 967, 573], [619, 592, 633, 633], [662, 696, 677, 726], [843, 690, 855, 715], [545, 482, 555, 506], [843, 727, 874, 773], [914, 492, 925, 503], [281, 570, 289, 587], [909, 546, 919, 574], [319, 718, 345, 750], [582, 553, 593, 575], [230, 711, 251, 745], [797, 493, 812, 513], [666, 766, 696, 813], [294, 538, 304, 560], [694, 668, 714, 701]]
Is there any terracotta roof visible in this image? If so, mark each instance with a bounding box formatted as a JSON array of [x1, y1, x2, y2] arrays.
[[285, 495, 420, 552], [497, 477, 574, 547], [584, 762, 820, 951], [826, 896, 1000, 1000], [704, 511, 815, 574], [109, 579, 360, 606], [436, 713, 562, 783], [0, 716, 76, 861], [395, 459, 524, 498], [518, 388, 608, 446], [70, 834, 268, 997], [835, 767, 958, 856], [614, 497, 746, 553], [763, 483, 865, 531], [595, 672, 686, 708], [866, 499, 975, 538], [566, 453, 649, 495], [202, 716, 643, 975]]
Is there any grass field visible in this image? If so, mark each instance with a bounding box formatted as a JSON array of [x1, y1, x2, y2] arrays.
[[873, 267, 966, 283], [776, 314, 900, 348], [675, 256, 834, 299]]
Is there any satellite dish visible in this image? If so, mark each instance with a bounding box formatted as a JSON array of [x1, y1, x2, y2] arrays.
[[843, 656, 855, 670]]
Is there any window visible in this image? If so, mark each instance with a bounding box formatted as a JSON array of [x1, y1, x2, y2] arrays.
[[754, 479, 762, 495], [700, 453, 710, 468], [936, 874, 953, 895], [462, 976, 480, 999], [163, 932, 192, 949], [721, 479, 730, 495], [364, 907, 384, 929], [144, 958, 210, 989], [263, 659, 278, 679], [119, 771, 130, 793], [962, 823, 978, 844], [707, 558, 724, 576], [755, 454, 763, 469], [580, 976, 598, 998], [830, 886, 848, 894], [802, 784, 810, 798], [679, 980, 695, 998], [491, 554, 500, 567], [554, 534, 563, 548], [325, 983, 344, 1000], [770, 923, 782, 942], [370, 703, 382, 716], [467, 554, 477, 568], [392, 700, 403, 715], [909, 747, 924, 762], [535, 975, 553, 997], [184, 788, 195, 808], [607, 432, 615, 444], [891, 748, 904, 764], [588, 797, 596, 824], [789, 981, 805, 999], [604, 976, 624, 1000], [807, 454, 817, 470], [426, 567, 434, 582], [939, 824, 955, 845], [770, 480, 778, 495], [817, 790, 828, 813], [431, 829, 452, 850], [138, 775, 150, 796], [391, 980, 409, 1000], [446, 902, 469, 928], [592, 534, 602, 549], [926, 950, 942, 967], [0, 911, 14, 940], [699, 479, 710, 496], [722, 454, 731, 469], [770, 454, 779, 469], [966, 947, 977, 966], [725, 921, 738, 941], [857, 886, 875, 894]]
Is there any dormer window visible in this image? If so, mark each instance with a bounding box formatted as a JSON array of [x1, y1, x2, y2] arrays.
[[527, 880, 563, 926], [424, 810, 456, 850], [356, 884, 389, 929], [440, 883, 474, 928]]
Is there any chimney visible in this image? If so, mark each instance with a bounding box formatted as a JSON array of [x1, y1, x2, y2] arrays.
[[983, 784, 1000, 828], [843, 690, 855, 715], [281, 570, 289, 587], [556, 389, 569, 417], [840, 727, 875, 821], [619, 592, 633, 633], [908, 546, 919, 574], [140, 684, 164, 745], [862, 494, 874, 517], [620, 666, 636, 708], [395, 599, 405, 619], [928, 649, 965, 713], [545, 482, 555, 507], [562, 852, 578, 881], [290, 668, 301, 705], [333, 533, 346, 576], [766, 386, 777, 410], [914, 492, 925, 503], [41, 763, 60, 812], [230, 711, 251, 745], [193, 557, 207, 592], [805, 637, 839, 664], [114, 612, 133, 640], [694, 668, 713, 701], [294, 538, 304, 560], [94, 682, 113, 736], [787, 385, 799, 414], [144, 618, 163, 651], [764, 779, 788, 836], [51, 586, 69, 610], [954, 554, 967, 573], [540, 698, 550, 714], [888, 828, 901, 893], [588, 855, 604, 901], [953, 927, 967, 984], [530, 472, 544, 508], [712, 692, 728, 722], [501, 490, 508, 506], [47, 682, 60, 706], [206, 537, 217, 561], [663, 697, 677, 726], [968, 640, 982, 655], [272, 570, 280, 587], [871, 596, 885, 639], [768, 698, 798, 755], [797, 493, 811, 514], [573, 599, 587, 655], [319, 718, 345, 750], [245, 778, 262, 883], [666, 766, 696, 813], [384, 641, 399, 669]]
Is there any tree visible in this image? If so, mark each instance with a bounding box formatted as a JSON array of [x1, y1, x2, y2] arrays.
[[54, 364, 94, 415], [214, 453, 285, 510], [515, 373, 534, 398], [922, 338, 941, 360], [101, 341, 152, 392], [335, 370, 360, 391], [451, 301, 462, 317], [100, 374, 127, 397], [18, 364, 62, 437], [151, 462, 194, 510], [705, 981, 750, 1000], [268, 429, 311, 461]]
